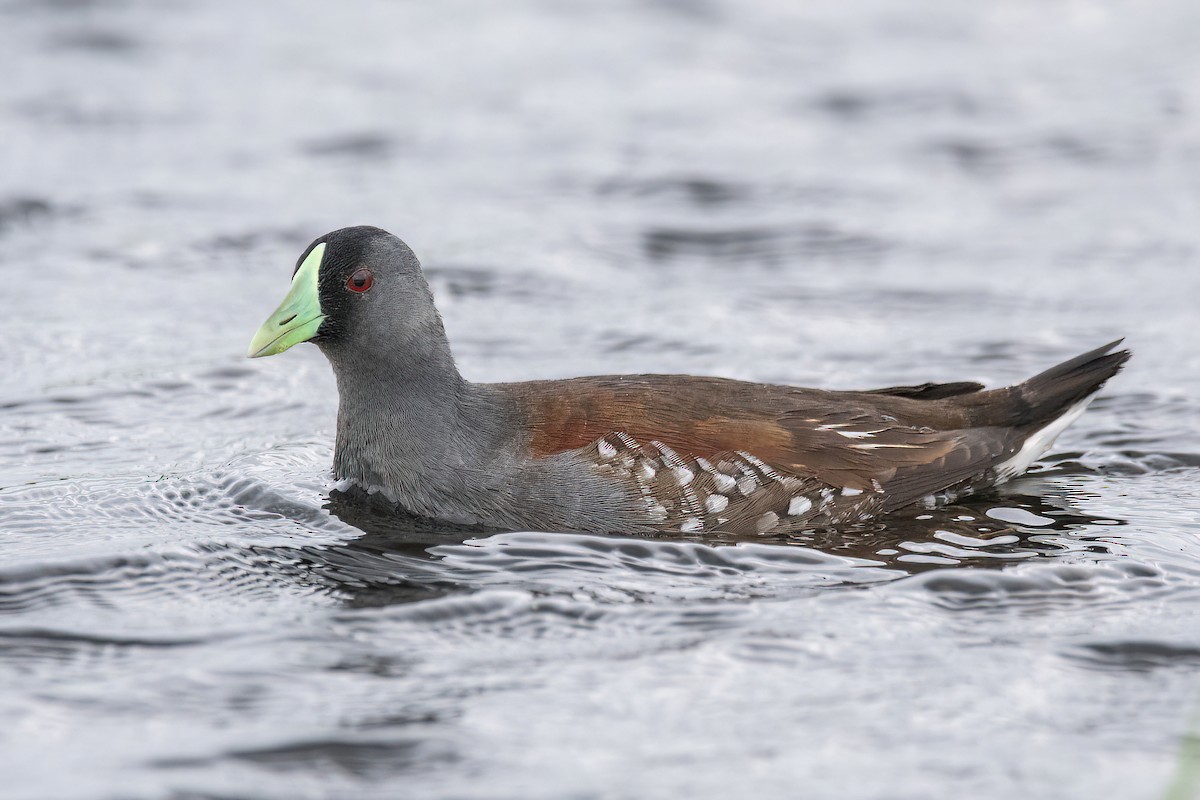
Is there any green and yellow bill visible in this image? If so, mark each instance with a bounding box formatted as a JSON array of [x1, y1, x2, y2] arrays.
[[246, 243, 326, 358]]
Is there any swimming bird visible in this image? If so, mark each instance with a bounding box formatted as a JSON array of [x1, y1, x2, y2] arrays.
[[247, 226, 1129, 535]]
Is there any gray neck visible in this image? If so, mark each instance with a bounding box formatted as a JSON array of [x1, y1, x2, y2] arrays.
[[319, 332, 521, 524]]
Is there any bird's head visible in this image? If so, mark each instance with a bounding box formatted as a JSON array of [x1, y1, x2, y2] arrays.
[[247, 225, 442, 360]]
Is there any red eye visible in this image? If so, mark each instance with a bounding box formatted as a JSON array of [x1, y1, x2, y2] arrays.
[[347, 268, 374, 293]]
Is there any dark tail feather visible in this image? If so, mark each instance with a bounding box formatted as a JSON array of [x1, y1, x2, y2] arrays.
[[960, 339, 1131, 428], [1008, 339, 1130, 427]]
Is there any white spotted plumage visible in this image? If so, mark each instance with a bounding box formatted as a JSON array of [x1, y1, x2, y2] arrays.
[[585, 433, 886, 534]]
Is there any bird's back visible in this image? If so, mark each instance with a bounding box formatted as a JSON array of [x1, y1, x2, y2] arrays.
[[488, 341, 1129, 534]]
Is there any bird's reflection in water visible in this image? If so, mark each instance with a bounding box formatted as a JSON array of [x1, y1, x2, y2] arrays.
[[324, 486, 501, 552], [795, 488, 1126, 571], [276, 488, 493, 608], [298, 476, 1129, 608]]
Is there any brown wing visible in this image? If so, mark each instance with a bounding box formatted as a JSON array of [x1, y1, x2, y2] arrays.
[[499, 375, 1018, 533]]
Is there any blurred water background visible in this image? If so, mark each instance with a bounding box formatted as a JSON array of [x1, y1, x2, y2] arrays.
[[3, 1, 1200, 798]]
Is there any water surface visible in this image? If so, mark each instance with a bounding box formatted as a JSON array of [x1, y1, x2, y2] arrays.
[[3, 1, 1200, 798]]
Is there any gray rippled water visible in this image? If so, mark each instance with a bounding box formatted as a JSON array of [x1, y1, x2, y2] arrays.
[[3, 1, 1200, 798]]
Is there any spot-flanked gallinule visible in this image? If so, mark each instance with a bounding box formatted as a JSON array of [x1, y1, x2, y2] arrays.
[[248, 226, 1129, 535]]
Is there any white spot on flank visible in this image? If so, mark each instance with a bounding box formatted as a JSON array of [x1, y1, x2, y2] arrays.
[[737, 451, 780, 480], [756, 512, 779, 533], [841, 487, 863, 497], [638, 461, 657, 481], [787, 496, 813, 516], [713, 472, 737, 493], [705, 494, 729, 513], [673, 466, 694, 486], [680, 517, 703, 533], [652, 441, 685, 467], [696, 457, 736, 492], [737, 476, 759, 495], [835, 430, 874, 439], [597, 440, 617, 459]]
